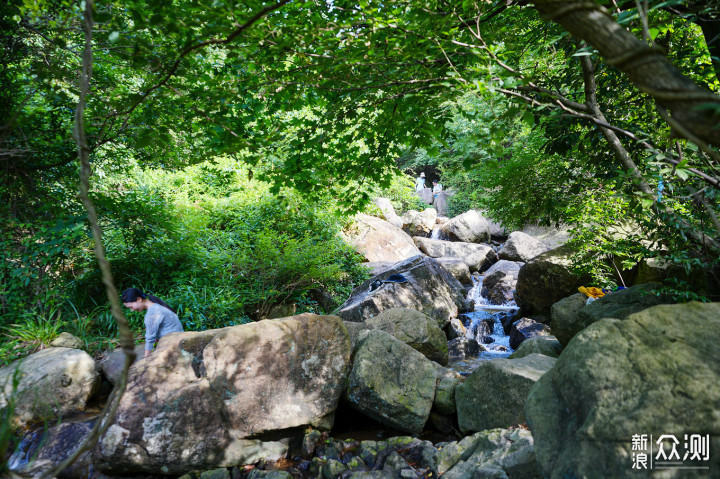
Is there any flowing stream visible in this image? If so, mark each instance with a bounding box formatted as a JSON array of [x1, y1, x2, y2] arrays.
[[447, 274, 519, 376]]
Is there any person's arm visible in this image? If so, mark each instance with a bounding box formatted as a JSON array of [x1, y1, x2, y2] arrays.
[[144, 309, 162, 357]]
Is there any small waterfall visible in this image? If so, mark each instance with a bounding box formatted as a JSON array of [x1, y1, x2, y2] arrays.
[[430, 227, 441, 239]]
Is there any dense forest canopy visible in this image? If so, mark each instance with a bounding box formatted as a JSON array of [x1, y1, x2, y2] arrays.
[[1, 0, 719, 360]]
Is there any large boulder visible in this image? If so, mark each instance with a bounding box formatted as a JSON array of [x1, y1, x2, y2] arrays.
[[335, 255, 469, 328], [435, 257, 472, 284], [456, 354, 556, 433], [94, 314, 350, 474], [498, 231, 551, 263], [372, 197, 403, 228], [414, 237, 497, 272], [401, 208, 437, 237], [0, 348, 99, 429], [552, 283, 668, 346], [481, 260, 523, 305], [509, 318, 552, 350], [440, 210, 491, 244], [526, 302, 720, 479], [342, 213, 422, 262], [514, 245, 590, 315], [345, 330, 437, 434], [366, 308, 448, 365]]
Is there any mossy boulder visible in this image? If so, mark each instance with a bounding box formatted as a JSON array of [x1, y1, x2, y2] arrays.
[[366, 308, 448, 365], [456, 354, 556, 433], [526, 302, 720, 478], [344, 330, 437, 434]]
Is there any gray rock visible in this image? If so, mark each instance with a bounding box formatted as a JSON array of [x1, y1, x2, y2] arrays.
[[50, 332, 84, 349], [482, 260, 524, 305], [414, 237, 497, 272], [335, 255, 468, 328], [361, 262, 397, 277], [446, 317, 467, 340], [514, 245, 590, 315], [416, 188, 434, 205], [439, 428, 540, 479], [0, 348, 99, 429], [509, 318, 552, 350], [433, 192, 450, 216], [526, 302, 720, 479], [456, 354, 556, 433], [99, 345, 150, 385], [436, 257, 472, 284], [343, 213, 422, 262], [440, 210, 491, 244], [401, 208, 438, 237], [8, 417, 95, 477], [549, 293, 587, 347], [433, 374, 461, 415], [498, 231, 551, 263], [448, 337, 483, 358], [345, 330, 437, 434], [367, 308, 448, 365], [508, 336, 562, 359], [95, 314, 349, 474], [552, 283, 670, 347], [344, 321, 374, 352]]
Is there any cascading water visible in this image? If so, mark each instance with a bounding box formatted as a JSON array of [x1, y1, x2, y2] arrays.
[[448, 273, 519, 376], [430, 226, 441, 239]]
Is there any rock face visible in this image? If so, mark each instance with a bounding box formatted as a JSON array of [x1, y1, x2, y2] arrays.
[[481, 260, 523, 305], [95, 314, 350, 474], [509, 336, 563, 359], [0, 347, 99, 429], [440, 210, 491, 244], [366, 308, 448, 365], [343, 213, 421, 262], [401, 208, 438, 237], [345, 330, 437, 434], [509, 318, 552, 350], [414, 237, 497, 272], [435, 257, 472, 284], [335, 255, 468, 328], [372, 197, 403, 228], [526, 302, 720, 479], [498, 231, 550, 262], [456, 354, 556, 433], [514, 245, 590, 315]]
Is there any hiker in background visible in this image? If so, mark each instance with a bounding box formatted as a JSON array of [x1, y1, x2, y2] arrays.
[[415, 172, 426, 191], [121, 288, 184, 357], [432, 180, 443, 198]]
